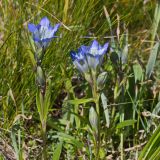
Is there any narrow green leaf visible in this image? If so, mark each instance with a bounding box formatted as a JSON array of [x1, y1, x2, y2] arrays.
[[146, 42, 159, 78], [44, 79, 51, 120], [116, 120, 137, 129], [139, 125, 160, 160], [151, 1, 160, 44], [52, 142, 63, 160], [27, 50, 36, 66], [149, 147, 160, 160], [36, 66, 45, 87], [36, 90, 43, 122], [103, 6, 115, 45], [89, 107, 98, 134], [28, 35, 36, 53], [67, 98, 94, 105], [8, 88, 16, 106], [101, 93, 110, 128], [57, 132, 83, 148], [97, 72, 107, 90], [133, 63, 143, 83], [11, 130, 19, 160], [121, 30, 128, 64], [152, 101, 160, 115]]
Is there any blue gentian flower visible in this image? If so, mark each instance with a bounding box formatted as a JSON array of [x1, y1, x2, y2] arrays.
[[28, 17, 60, 48], [70, 40, 109, 74], [70, 47, 89, 73]]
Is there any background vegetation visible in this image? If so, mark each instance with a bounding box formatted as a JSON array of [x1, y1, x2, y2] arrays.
[[0, 0, 160, 159]]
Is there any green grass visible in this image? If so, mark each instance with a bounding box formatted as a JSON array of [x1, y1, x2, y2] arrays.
[[0, 0, 160, 159]]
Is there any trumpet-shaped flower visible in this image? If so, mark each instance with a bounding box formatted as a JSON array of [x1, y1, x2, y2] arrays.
[[70, 40, 109, 74], [28, 17, 60, 48], [70, 47, 89, 73]]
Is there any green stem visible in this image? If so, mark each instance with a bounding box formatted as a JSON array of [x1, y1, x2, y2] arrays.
[[42, 120, 47, 160], [120, 107, 124, 160], [120, 133, 124, 160], [95, 98, 100, 160], [91, 72, 100, 160], [41, 92, 47, 160], [119, 71, 124, 160], [35, 48, 48, 160]]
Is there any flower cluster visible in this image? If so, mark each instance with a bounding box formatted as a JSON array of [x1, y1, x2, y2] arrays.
[[28, 17, 109, 87], [28, 17, 60, 92], [70, 40, 109, 74], [28, 17, 60, 49]]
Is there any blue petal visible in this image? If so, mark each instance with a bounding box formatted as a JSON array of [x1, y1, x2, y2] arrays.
[[91, 40, 99, 50], [86, 54, 99, 71], [74, 59, 89, 73], [80, 45, 89, 53], [33, 37, 41, 42], [102, 42, 109, 52], [70, 51, 77, 61], [52, 23, 61, 34], [36, 24, 41, 30], [99, 42, 109, 55], [89, 40, 100, 55], [28, 23, 37, 32], [77, 50, 85, 60], [41, 37, 53, 42], [40, 17, 50, 26], [103, 42, 109, 50], [33, 31, 41, 42], [74, 60, 84, 73], [39, 25, 49, 39], [46, 23, 60, 38]]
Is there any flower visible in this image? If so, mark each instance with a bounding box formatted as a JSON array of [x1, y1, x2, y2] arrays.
[[28, 17, 60, 48], [70, 47, 89, 73], [70, 40, 109, 74]]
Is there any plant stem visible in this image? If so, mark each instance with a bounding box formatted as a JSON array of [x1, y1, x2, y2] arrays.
[[42, 120, 47, 160], [119, 69, 124, 160], [41, 90, 47, 160], [120, 107, 124, 160], [95, 97, 100, 160], [91, 72, 100, 160]]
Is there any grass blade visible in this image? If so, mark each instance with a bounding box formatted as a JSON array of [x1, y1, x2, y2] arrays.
[[146, 42, 159, 78]]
